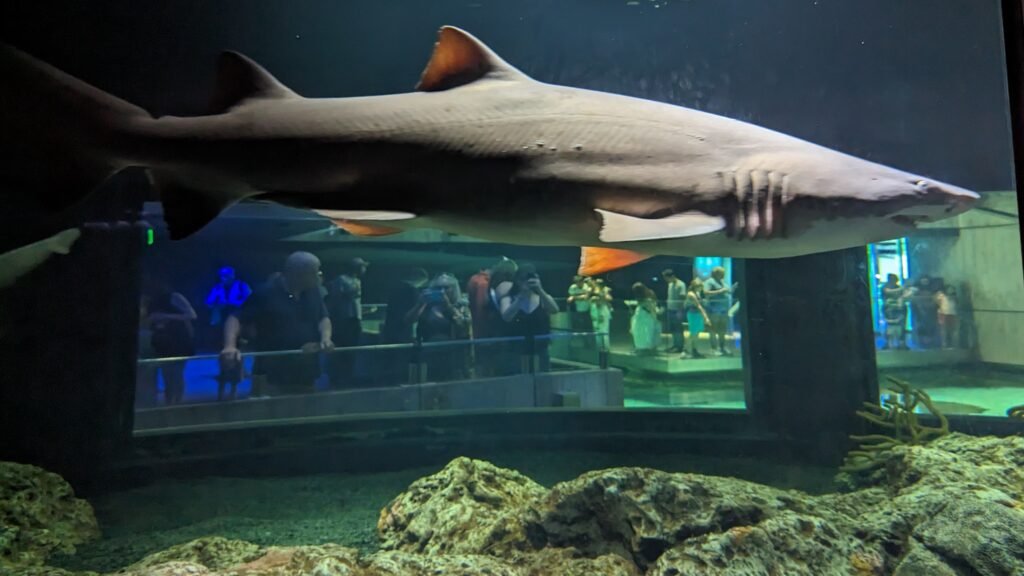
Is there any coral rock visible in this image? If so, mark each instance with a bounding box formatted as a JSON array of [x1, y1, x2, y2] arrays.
[[0, 461, 100, 567], [911, 497, 1024, 575], [116, 540, 362, 576], [528, 468, 824, 570], [649, 511, 869, 576], [118, 536, 263, 572], [376, 456, 546, 555]]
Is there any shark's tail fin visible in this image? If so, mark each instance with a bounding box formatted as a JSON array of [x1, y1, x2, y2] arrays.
[[0, 44, 149, 215]]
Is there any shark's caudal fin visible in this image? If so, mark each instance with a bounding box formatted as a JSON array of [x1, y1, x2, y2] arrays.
[[416, 26, 531, 91], [0, 44, 149, 215], [157, 50, 302, 240]]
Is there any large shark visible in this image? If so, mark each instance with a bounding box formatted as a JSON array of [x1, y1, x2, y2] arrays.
[[0, 228, 80, 290], [1, 26, 978, 275]]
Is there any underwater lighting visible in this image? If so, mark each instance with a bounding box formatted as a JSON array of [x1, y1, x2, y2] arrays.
[[146, 228, 154, 246]]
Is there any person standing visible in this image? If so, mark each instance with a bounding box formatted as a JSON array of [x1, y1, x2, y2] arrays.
[[881, 274, 908, 350], [220, 252, 333, 397], [588, 278, 613, 350], [418, 273, 472, 381], [629, 282, 661, 355], [662, 269, 687, 353], [909, 275, 939, 348], [501, 265, 559, 372], [204, 266, 251, 348], [382, 267, 430, 345], [376, 267, 430, 385], [144, 281, 197, 405], [702, 267, 735, 356], [681, 278, 711, 358], [479, 259, 519, 376], [325, 257, 368, 388], [566, 275, 593, 334], [935, 285, 959, 349]]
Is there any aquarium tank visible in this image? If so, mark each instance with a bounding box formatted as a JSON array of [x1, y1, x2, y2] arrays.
[[1, 0, 1023, 574]]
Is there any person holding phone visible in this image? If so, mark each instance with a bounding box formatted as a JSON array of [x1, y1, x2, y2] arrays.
[[501, 264, 558, 372], [418, 273, 472, 380]]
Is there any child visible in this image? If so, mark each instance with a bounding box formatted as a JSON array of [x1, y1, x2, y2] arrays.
[[935, 286, 959, 349]]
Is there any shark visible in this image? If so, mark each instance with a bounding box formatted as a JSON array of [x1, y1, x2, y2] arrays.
[[0, 228, 80, 290], [0, 26, 978, 275]]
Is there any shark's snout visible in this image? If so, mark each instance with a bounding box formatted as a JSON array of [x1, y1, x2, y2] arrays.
[[886, 177, 978, 223]]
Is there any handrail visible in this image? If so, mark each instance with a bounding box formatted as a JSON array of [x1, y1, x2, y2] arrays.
[[137, 331, 608, 365]]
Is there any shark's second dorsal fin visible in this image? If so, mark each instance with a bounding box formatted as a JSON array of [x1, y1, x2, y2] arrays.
[[416, 26, 530, 92], [210, 51, 299, 113]]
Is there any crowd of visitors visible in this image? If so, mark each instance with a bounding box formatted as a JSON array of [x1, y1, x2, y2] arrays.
[[139, 253, 572, 402], [138, 253, 749, 404], [879, 273, 965, 350], [614, 267, 737, 359], [141, 251, 966, 405]]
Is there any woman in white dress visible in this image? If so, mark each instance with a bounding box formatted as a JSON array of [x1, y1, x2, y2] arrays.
[[629, 282, 661, 355]]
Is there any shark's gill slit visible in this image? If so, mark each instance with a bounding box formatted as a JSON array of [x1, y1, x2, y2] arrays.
[[736, 170, 753, 241], [765, 170, 780, 238], [749, 170, 769, 239]]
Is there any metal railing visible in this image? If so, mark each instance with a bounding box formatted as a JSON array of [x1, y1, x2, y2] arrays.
[[137, 331, 610, 383]]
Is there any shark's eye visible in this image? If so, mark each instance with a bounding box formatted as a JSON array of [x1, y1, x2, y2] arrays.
[[915, 179, 929, 189]]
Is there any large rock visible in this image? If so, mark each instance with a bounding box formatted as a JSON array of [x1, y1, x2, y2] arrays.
[[825, 433, 1024, 572], [650, 512, 879, 576], [528, 468, 830, 570], [376, 456, 545, 555], [17, 434, 1024, 575], [373, 435, 1024, 575], [0, 461, 100, 567], [114, 540, 362, 576], [911, 497, 1024, 575], [117, 536, 263, 572], [109, 537, 639, 576], [891, 539, 959, 576]]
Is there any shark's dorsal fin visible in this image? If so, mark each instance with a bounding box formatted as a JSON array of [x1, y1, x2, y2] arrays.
[[416, 26, 530, 92], [210, 51, 299, 113]]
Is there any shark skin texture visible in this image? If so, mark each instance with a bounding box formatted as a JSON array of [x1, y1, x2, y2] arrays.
[[0, 26, 978, 276]]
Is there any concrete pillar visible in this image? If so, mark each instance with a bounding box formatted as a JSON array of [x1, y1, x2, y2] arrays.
[[741, 248, 880, 463]]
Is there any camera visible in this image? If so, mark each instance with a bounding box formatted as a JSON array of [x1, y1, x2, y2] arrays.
[[421, 287, 446, 304]]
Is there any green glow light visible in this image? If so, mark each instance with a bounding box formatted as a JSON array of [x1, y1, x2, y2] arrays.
[[146, 228, 154, 246]]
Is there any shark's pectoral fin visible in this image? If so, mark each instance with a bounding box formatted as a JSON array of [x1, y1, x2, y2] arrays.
[[210, 51, 300, 113], [313, 210, 417, 221], [0, 227, 81, 290], [332, 221, 404, 237], [416, 26, 531, 92], [313, 210, 415, 237], [47, 228, 82, 255], [595, 209, 726, 243], [579, 247, 653, 276]]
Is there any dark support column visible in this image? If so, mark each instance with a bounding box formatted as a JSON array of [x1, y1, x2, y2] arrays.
[[1002, 0, 1024, 277], [0, 181, 144, 486], [741, 248, 879, 464]]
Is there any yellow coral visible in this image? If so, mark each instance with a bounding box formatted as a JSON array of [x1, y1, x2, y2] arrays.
[[377, 501, 405, 533], [850, 550, 883, 575], [840, 377, 949, 475], [726, 525, 755, 546]]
